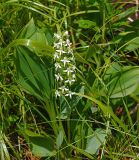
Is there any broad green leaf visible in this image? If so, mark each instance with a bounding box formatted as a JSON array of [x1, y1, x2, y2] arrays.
[[19, 18, 37, 39], [85, 128, 106, 155], [105, 65, 139, 98], [16, 46, 53, 100], [113, 20, 139, 52], [18, 19, 54, 56], [24, 129, 56, 157], [104, 62, 123, 80], [124, 37, 139, 52], [123, 20, 139, 51], [29, 136, 56, 157], [13, 18, 54, 101], [75, 19, 97, 29]]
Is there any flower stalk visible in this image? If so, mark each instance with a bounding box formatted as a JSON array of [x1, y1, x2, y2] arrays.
[[53, 31, 76, 98]]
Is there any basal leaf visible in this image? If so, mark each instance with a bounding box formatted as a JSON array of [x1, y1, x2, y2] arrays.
[[24, 130, 56, 157], [18, 18, 54, 56], [29, 136, 56, 157], [16, 46, 53, 100]]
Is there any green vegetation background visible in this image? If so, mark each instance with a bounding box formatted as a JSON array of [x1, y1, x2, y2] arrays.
[[0, 0, 139, 159]]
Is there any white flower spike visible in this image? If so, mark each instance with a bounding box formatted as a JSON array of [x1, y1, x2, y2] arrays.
[[54, 31, 76, 98]]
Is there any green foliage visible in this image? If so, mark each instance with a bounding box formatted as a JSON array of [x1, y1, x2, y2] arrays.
[[105, 64, 139, 98], [85, 128, 107, 155], [1, 0, 139, 159]]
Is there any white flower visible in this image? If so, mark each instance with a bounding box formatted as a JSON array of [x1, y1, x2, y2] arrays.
[[63, 67, 74, 76], [59, 86, 69, 93], [65, 91, 75, 99], [65, 79, 75, 85], [55, 62, 61, 70], [60, 57, 70, 66], [54, 42, 62, 48], [56, 49, 66, 55], [54, 39, 64, 48], [54, 33, 61, 39], [54, 52, 60, 60], [71, 65, 76, 70], [55, 73, 63, 81], [67, 51, 73, 54], [67, 48, 73, 54], [63, 31, 69, 36], [72, 74, 76, 79], [66, 39, 72, 47], [63, 39, 72, 47], [55, 90, 60, 98]]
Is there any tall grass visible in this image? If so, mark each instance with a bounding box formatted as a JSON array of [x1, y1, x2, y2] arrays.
[[0, 0, 139, 159]]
